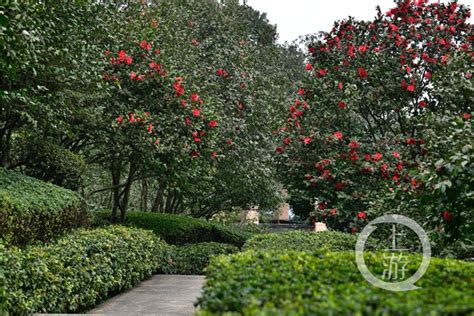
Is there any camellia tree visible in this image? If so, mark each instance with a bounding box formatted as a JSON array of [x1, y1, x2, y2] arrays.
[[2, 1, 304, 220], [278, 0, 472, 245]]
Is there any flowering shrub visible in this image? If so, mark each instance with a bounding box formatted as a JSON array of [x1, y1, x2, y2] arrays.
[[278, 0, 472, 242]]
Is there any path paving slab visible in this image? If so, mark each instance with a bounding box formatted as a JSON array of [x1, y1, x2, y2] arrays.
[[87, 274, 205, 316]]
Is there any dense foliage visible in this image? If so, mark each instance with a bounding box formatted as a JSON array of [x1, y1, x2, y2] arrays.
[[2, 226, 167, 314], [198, 250, 474, 315], [277, 0, 473, 246], [0, 168, 89, 246], [243, 230, 357, 252], [93, 210, 253, 247], [163, 242, 238, 275]]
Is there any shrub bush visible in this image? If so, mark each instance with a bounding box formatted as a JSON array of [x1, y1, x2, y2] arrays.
[[3, 226, 168, 314], [162, 242, 238, 275], [198, 251, 474, 315], [0, 168, 89, 246], [93, 210, 253, 247], [243, 230, 358, 252]]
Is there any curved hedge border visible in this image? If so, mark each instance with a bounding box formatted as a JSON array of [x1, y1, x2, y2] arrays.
[[93, 210, 253, 247], [243, 230, 358, 252], [3, 226, 167, 314], [198, 250, 474, 315], [0, 168, 89, 246], [162, 242, 239, 275]]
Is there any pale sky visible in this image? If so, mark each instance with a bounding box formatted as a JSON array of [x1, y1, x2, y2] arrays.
[[245, 0, 473, 44]]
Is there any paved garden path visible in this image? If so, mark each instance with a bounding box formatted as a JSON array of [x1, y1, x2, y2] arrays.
[[88, 275, 205, 316]]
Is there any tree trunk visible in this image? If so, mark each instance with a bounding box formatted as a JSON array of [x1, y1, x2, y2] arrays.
[[110, 161, 121, 224], [151, 184, 165, 212], [140, 179, 148, 211], [119, 162, 135, 222]]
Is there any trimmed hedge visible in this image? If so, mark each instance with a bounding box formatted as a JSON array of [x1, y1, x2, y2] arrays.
[[3, 226, 167, 314], [0, 168, 89, 246], [198, 251, 474, 315], [162, 242, 239, 275], [243, 230, 358, 252], [93, 210, 253, 247]]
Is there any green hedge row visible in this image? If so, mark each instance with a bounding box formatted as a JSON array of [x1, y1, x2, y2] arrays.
[[0, 168, 89, 246], [93, 210, 253, 247], [198, 251, 474, 315], [3, 226, 167, 314], [162, 242, 239, 275], [243, 230, 358, 252]]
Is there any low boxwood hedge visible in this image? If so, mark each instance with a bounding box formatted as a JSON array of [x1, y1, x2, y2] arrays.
[[243, 230, 358, 252], [93, 210, 253, 247], [3, 226, 168, 314], [0, 168, 89, 246], [198, 250, 474, 315], [162, 242, 239, 275]]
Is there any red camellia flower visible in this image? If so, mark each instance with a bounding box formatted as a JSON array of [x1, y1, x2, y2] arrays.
[[419, 101, 427, 107], [192, 109, 200, 117], [185, 116, 191, 125], [130, 72, 137, 80], [319, 68, 328, 76], [140, 40, 151, 50], [463, 113, 471, 120], [338, 82, 343, 90], [147, 124, 154, 133], [442, 211, 451, 222], [124, 56, 133, 65], [334, 131, 343, 140], [191, 93, 200, 102], [406, 137, 416, 145], [338, 101, 346, 109], [357, 211, 367, 219], [318, 202, 327, 210], [216, 68, 224, 76], [358, 67, 368, 78], [407, 84, 415, 92], [211, 151, 217, 159], [173, 82, 185, 96], [373, 152, 383, 161], [276, 147, 284, 153], [364, 153, 371, 161], [393, 151, 401, 159], [358, 44, 368, 53], [304, 137, 312, 145], [330, 208, 337, 215], [283, 137, 291, 145], [128, 113, 135, 123], [209, 120, 218, 128], [424, 71, 432, 79], [297, 88, 305, 95], [116, 116, 124, 124], [349, 140, 359, 149], [305, 63, 313, 71], [118, 50, 126, 61]]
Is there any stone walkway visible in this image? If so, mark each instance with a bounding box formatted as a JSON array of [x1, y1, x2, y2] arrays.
[[88, 275, 205, 316]]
